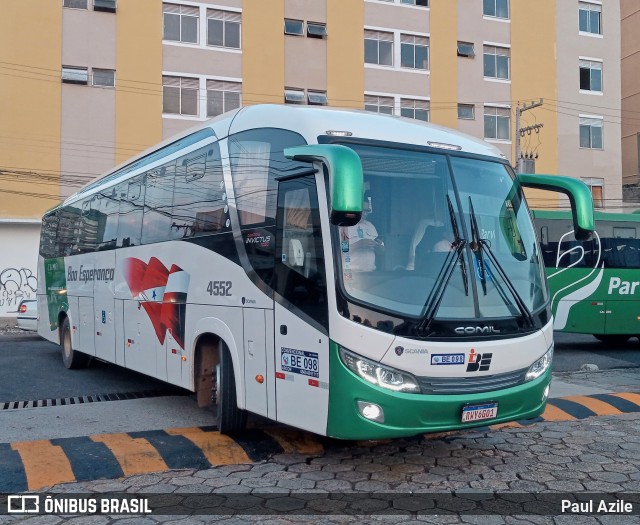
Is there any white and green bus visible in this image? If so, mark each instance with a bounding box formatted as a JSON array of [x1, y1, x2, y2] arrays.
[[38, 105, 594, 439], [533, 209, 640, 344]]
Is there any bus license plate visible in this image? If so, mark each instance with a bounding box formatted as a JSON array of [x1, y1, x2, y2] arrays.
[[461, 402, 498, 423]]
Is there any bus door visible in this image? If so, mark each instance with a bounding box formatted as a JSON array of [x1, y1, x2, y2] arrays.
[[94, 255, 116, 362], [93, 190, 119, 362], [273, 176, 330, 435]]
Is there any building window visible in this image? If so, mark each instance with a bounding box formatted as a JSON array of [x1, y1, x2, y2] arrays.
[[307, 22, 327, 39], [364, 95, 394, 115], [400, 0, 429, 6], [401, 34, 429, 70], [579, 59, 602, 92], [484, 45, 510, 80], [308, 91, 328, 105], [458, 104, 475, 120], [457, 41, 475, 58], [207, 9, 241, 49], [579, 116, 603, 149], [63, 0, 88, 8], [163, 3, 199, 44], [400, 98, 429, 121], [207, 80, 241, 117], [579, 2, 601, 35], [484, 106, 510, 140], [93, 0, 116, 13], [364, 30, 393, 66], [92, 69, 115, 87], [582, 177, 604, 208], [163, 76, 198, 116], [285, 19, 304, 36], [61, 66, 88, 85], [483, 0, 509, 19], [284, 88, 306, 104]]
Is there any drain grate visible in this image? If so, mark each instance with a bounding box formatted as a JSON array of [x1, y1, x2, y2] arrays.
[[0, 389, 189, 411]]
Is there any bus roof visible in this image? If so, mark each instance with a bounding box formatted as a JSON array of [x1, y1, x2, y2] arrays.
[[58, 104, 505, 210], [532, 209, 640, 223]]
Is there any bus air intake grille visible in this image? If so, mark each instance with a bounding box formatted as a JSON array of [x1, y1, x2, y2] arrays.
[[417, 368, 529, 395]]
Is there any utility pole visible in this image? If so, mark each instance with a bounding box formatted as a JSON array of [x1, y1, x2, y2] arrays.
[[515, 99, 544, 173]]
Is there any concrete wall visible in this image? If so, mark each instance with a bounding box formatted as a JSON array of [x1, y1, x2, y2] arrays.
[[0, 223, 40, 318]]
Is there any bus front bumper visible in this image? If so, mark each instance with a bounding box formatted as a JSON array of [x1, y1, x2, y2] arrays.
[[326, 342, 551, 440]]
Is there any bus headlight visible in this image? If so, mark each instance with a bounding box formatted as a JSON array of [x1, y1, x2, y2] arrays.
[[339, 347, 421, 394], [525, 345, 553, 382]]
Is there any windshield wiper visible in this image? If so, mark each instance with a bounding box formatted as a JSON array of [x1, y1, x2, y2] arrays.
[[468, 197, 488, 296], [417, 196, 468, 335], [467, 197, 534, 327]]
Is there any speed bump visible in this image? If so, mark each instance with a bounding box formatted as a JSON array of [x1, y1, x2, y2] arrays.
[[1, 391, 639, 492]]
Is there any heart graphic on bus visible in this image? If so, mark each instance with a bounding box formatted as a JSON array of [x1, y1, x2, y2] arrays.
[[122, 257, 190, 349]]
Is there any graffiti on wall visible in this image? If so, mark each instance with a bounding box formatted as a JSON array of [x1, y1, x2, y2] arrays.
[[0, 267, 37, 309]]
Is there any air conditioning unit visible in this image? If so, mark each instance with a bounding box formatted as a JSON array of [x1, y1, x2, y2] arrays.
[[94, 0, 116, 13]]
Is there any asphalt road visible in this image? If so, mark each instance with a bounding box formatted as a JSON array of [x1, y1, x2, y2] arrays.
[[1, 330, 639, 404], [553, 331, 640, 372], [0, 333, 182, 403]]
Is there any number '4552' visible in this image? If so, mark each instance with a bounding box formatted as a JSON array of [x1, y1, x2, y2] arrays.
[[207, 280, 232, 296]]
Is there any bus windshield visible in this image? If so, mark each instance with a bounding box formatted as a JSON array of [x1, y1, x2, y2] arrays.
[[335, 143, 547, 322]]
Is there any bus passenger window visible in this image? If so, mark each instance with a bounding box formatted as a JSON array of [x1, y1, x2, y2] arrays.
[[229, 128, 308, 229], [142, 164, 175, 244], [171, 142, 228, 239], [96, 187, 120, 250], [117, 177, 145, 247]]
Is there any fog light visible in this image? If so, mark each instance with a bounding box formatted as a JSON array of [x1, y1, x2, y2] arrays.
[[357, 401, 384, 423], [542, 384, 550, 402]]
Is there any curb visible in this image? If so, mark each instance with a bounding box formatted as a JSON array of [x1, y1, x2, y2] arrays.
[[1, 391, 639, 492]]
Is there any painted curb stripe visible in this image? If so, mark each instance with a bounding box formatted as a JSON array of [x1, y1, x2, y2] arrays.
[[165, 427, 252, 465], [91, 433, 169, 477], [225, 429, 286, 462], [546, 398, 598, 419], [11, 440, 75, 491], [50, 437, 124, 482], [538, 403, 576, 421], [262, 428, 325, 455], [590, 393, 640, 413], [2, 391, 640, 492], [0, 443, 28, 493], [564, 395, 622, 416], [611, 392, 640, 406], [128, 430, 211, 470]]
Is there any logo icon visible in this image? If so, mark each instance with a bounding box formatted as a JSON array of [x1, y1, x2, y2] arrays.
[[466, 349, 492, 372], [8, 495, 39, 514], [395, 346, 404, 356], [242, 297, 246, 305]]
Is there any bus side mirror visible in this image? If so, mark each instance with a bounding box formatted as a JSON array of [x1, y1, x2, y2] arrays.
[[284, 144, 364, 226], [517, 174, 595, 241]]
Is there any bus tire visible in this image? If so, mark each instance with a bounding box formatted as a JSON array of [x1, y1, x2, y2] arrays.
[[214, 341, 247, 434], [60, 317, 90, 369], [593, 334, 630, 345]]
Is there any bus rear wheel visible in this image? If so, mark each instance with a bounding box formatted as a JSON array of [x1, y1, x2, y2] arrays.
[[593, 334, 631, 345], [60, 317, 90, 369], [213, 342, 247, 434]]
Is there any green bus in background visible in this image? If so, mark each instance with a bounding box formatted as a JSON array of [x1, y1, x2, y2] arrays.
[[532, 209, 640, 344]]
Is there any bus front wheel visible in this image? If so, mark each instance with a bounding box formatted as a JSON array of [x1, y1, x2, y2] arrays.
[[60, 317, 90, 369], [593, 334, 631, 345], [213, 342, 247, 434]]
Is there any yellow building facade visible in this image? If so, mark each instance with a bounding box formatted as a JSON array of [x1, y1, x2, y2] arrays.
[[0, 0, 623, 316]]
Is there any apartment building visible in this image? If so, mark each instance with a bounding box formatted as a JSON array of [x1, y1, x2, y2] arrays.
[[622, 0, 640, 202], [0, 0, 622, 316]]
